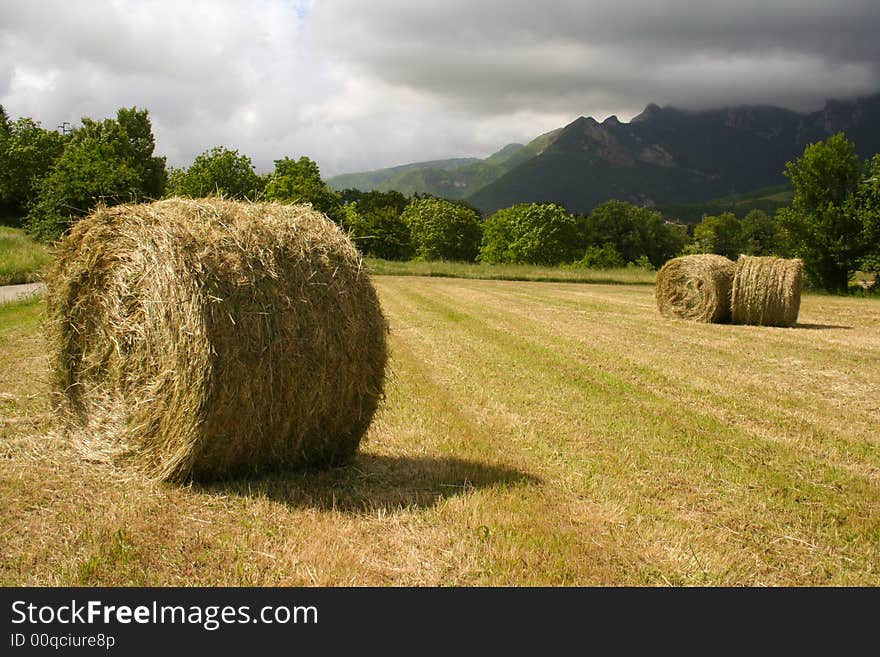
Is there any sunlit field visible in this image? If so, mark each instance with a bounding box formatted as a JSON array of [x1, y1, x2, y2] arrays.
[[365, 257, 656, 285], [1, 277, 878, 585]]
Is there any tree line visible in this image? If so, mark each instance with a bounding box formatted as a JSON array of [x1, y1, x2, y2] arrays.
[[1, 105, 877, 293]]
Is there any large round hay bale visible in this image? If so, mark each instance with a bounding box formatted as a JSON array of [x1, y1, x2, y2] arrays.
[[655, 254, 736, 323], [731, 255, 803, 327], [46, 197, 388, 482]]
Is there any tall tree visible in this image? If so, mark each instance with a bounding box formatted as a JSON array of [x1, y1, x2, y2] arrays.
[[740, 209, 783, 256], [0, 105, 9, 137], [343, 202, 413, 260], [777, 132, 864, 292], [264, 156, 343, 223], [0, 115, 66, 221], [582, 200, 687, 268], [480, 203, 580, 265], [688, 212, 744, 259], [116, 107, 166, 200], [26, 107, 166, 241], [401, 197, 482, 262], [167, 146, 263, 200], [849, 154, 880, 280], [340, 188, 409, 216]]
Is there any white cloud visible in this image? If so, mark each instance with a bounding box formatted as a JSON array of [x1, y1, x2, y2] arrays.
[[1, 0, 878, 177], [1, 0, 324, 170]]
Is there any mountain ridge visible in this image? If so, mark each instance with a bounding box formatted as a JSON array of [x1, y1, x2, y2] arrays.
[[328, 92, 880, 214], [327, 126, 563, 198]]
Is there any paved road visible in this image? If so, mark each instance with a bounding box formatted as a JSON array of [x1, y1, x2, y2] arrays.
[[0, 282, 46, 304]]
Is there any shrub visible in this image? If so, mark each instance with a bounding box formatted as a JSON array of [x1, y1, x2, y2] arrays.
[[264, 156, 343, 223], [344, 202, 413, 260], [166, 146, 263, 200], [578, 242, 626, 269], [582, 200, 687, 268], [688, 212, 744, 259], [480, 203, 580, 265], [401, 197, 482, 261]]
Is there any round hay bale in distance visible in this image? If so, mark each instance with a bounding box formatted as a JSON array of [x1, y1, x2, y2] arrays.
[[731, 255, 803, 327], [46, 197, 388, 482], [655, 254, 736, 323]]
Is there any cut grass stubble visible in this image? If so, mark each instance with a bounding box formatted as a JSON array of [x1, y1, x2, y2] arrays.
[[1, 277, 879, 585], [0, 226, 53, 286]]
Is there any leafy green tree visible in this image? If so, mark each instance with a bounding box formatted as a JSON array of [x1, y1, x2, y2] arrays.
[[26, 107, 166, 241], [740, 209, 783, 256], [0, 116, 66, 221], [578, 242, 626, 269], [343, 202, 413, 260], [401, 197, 482, 261], [777, 132, 865, 292], [340, 188, 409, 216], [0, 106, 11, 219], [631, 255, 654, 270], [338, 189, 413, 258], [167, 146, 263, 200], [479, 209, 515, 265], [263, 156, 343, 223], [688, 212, 744, 259], [115, 107, 167, 199], [480, 203, 580, 265], [850, 154, 880, 280], [582, 200, 687, 268]]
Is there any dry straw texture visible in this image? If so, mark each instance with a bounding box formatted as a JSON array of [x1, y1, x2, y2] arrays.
[[655, 254, 736, 323], [45, 197, 388, 482], [731, 255, 803, 327]]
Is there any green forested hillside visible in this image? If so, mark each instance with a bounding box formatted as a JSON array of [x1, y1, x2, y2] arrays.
[[326, 157, 480, 193], [327, 127, 563, 198], [655, 185, 795, 224], [328, 93, 880, 215]]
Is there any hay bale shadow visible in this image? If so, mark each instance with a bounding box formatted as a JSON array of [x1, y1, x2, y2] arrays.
[[793, 323, 852, 330], [196, 454, 541, 513]]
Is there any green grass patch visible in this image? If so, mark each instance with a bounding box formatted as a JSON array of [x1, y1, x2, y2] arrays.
[[364, 258, 656, 285], [0, 295, 45, 335], [0, 226, 53, 285]]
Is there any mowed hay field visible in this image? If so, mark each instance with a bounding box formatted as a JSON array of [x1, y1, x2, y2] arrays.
[[1, 276, 879, 585]]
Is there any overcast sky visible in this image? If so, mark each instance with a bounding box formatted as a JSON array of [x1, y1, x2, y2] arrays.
[[2, 0, 878, 176]]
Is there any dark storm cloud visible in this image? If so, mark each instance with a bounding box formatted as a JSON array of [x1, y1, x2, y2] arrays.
[[308, 0, 880, 114]]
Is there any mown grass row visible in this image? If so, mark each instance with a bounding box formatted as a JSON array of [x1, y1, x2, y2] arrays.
[[0, 227, 52, 286], [1, 278, 877, 585], [364, 257, 656, 285]]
